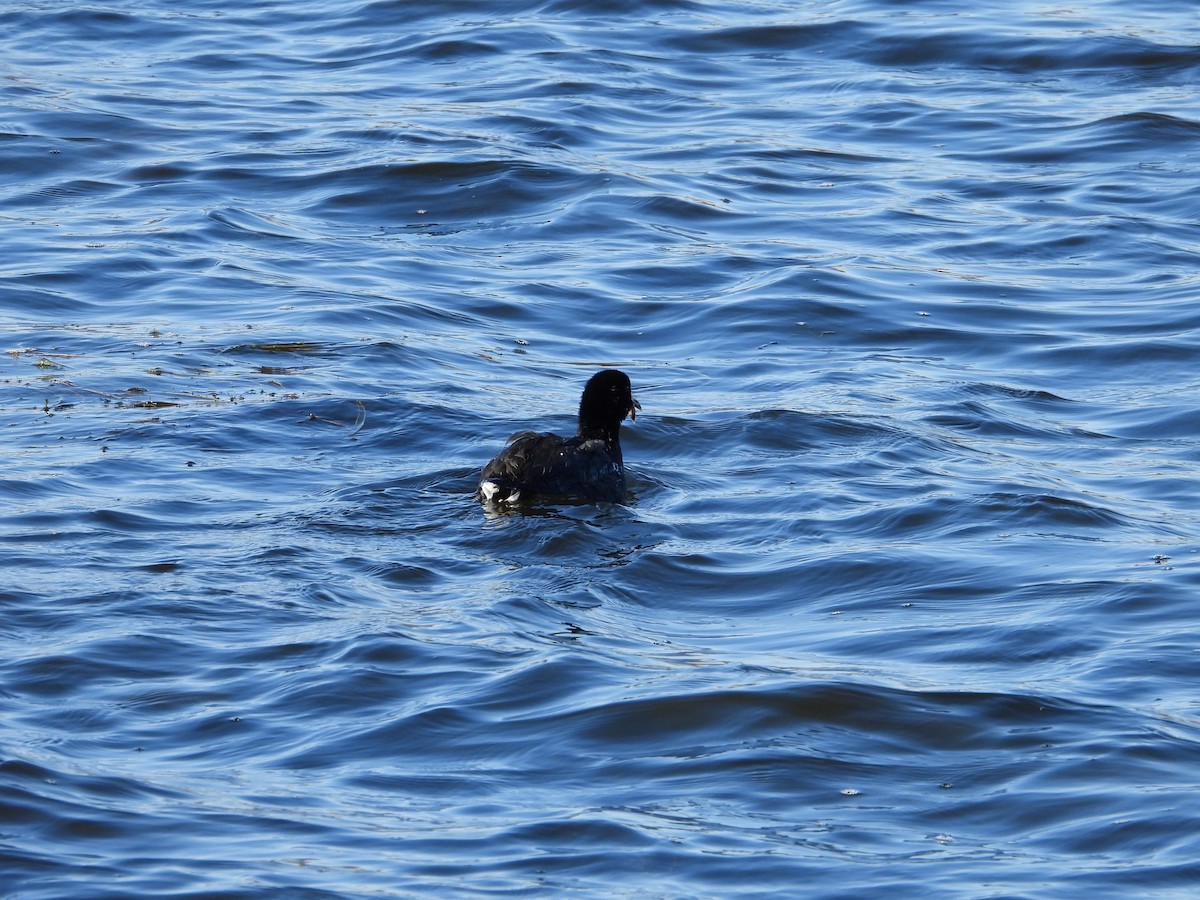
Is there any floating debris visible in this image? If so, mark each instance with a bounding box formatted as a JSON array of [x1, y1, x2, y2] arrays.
[[228, 341, 324, 354]]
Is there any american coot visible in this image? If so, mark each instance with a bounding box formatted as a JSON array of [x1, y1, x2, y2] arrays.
[[479, 369, 640, 504]]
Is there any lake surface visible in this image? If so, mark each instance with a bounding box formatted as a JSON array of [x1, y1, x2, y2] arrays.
[[3, 1, 1200, 896]]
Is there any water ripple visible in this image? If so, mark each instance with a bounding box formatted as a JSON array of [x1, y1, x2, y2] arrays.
[[4, 0, 1200, 895]]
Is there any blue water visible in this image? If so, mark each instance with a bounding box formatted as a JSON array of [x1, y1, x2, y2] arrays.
[[3, 1, 1200, 896]]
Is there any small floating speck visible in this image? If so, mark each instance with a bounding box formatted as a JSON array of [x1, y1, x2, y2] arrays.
[[515, 339, 528, 346], [918, 311, 930, 317], [933, 833, 954, 844], [1153, 555, 1170, 564], [840, 788, 859, 796]]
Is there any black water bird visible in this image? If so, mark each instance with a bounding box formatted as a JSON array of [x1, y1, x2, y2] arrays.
[[478, 369, 640, 504]]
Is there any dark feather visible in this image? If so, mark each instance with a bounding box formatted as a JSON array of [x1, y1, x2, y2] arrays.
[[478, 370, 639, 504]]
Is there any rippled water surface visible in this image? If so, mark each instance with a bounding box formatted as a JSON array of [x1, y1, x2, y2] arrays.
[[4, 1, 1200, 896]]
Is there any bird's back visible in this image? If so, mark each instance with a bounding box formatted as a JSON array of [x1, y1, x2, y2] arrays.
[[479, 431, 625, 503]]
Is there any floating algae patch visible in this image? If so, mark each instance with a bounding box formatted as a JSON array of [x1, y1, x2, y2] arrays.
[[3, 328, 351, 425], [222, 341, 326, 355]]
